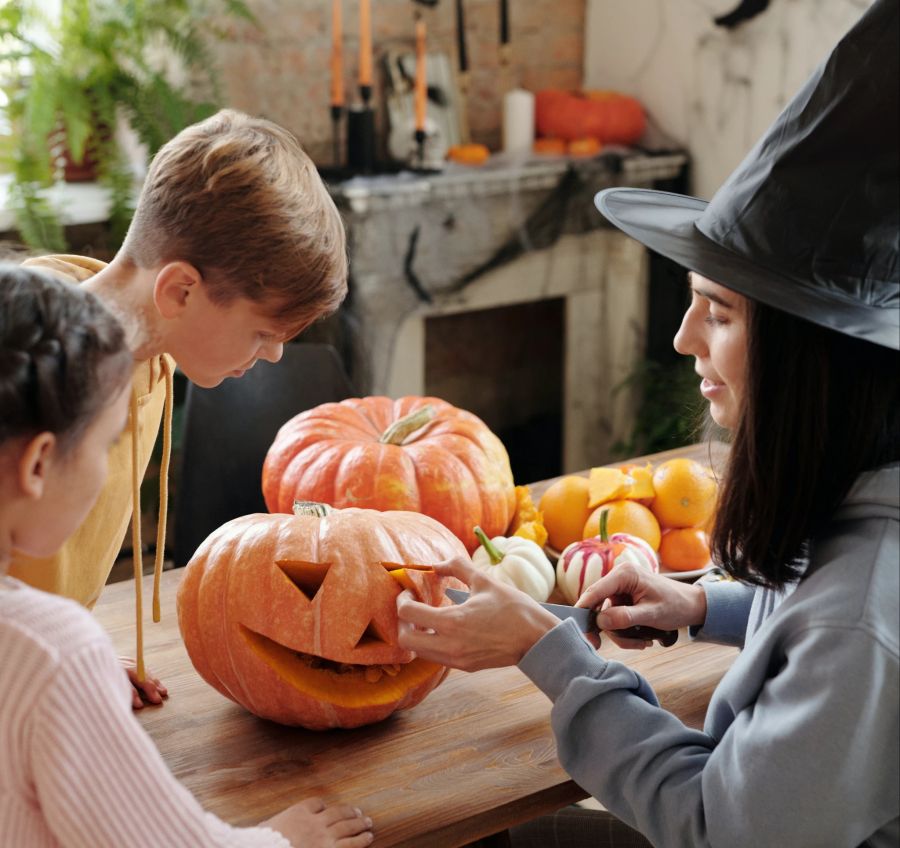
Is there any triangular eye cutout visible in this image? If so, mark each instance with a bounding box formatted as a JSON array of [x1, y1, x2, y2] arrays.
[[354, 619, 394, 649], [276, 560, 331, 602]]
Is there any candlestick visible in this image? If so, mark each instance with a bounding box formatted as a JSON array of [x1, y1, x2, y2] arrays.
[[414, 16, 427, 133], [359, 0, 372, 99], [455, 0, 468, 74], [330, 0, 344, 108]]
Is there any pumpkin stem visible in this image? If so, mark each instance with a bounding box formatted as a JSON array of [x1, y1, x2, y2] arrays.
[[474, 525, 504, 565], [292, 500, 332, 517], [379, 404, 436, 445], [599, 509, 609, 542]]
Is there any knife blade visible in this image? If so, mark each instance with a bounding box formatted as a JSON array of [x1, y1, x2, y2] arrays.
[[444, 588, 678, 646]]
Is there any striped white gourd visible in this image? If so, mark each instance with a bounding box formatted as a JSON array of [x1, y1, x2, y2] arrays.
[[556, 511, 659, 604]]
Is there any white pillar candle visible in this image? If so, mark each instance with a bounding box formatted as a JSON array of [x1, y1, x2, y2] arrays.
[[502, 88, 535, 155]]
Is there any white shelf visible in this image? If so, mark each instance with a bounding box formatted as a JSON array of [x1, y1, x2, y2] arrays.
[[0, 174, 123, 233]]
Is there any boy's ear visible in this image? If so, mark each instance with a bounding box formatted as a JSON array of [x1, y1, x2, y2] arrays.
[[153, 261, 204, 319], [18, 432, 57, 500]]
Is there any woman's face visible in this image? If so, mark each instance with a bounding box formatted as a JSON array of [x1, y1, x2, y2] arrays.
[[12, 380, 131, 559], [674, 274, 748, 430]]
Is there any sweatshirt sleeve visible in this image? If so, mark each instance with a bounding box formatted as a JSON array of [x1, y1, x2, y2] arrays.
[[30, 640, 292, 848], [689, 579, 755, 647], [518, 618, 899, 848]]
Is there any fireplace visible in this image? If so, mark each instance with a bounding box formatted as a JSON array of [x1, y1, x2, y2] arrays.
[[327, 152, 687, 477], [426, 299, 565, 483]]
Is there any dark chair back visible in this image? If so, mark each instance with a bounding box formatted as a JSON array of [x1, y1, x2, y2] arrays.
[[173, 343, 354, 567]]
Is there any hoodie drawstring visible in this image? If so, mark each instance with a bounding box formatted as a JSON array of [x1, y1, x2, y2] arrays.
[[153, 357, 174, 624], [129, 388, 145, 682], [131, 355, 175, 683]]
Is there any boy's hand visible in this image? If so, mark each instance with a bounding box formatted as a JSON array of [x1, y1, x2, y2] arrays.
[[119, 657, 169, 710]]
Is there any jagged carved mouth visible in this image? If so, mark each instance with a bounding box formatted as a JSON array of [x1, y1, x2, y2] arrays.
[[241, 626, 443, 706], [239, 559, 443, 706]]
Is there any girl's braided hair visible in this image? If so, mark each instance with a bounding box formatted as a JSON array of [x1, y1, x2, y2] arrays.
[[0, 264, 133, 454]]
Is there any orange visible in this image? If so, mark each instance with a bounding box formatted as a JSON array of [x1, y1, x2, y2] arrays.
[[539, 475, 593, 551], [659, 528, 711, 572], [582, 499, 661, 551], [650, 458, 718, 529]]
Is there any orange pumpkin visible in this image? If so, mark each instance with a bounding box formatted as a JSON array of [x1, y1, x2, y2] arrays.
[[567, 137, 603, 157], [535, 89, 645, 145], [447, 143, 490, 165], [533, 137, 568, 155], [262, 397, 516, 553], [176, 505, 467, 729]]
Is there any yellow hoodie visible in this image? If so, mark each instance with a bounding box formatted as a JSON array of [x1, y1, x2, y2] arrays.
[[9, 255, 174, 678]]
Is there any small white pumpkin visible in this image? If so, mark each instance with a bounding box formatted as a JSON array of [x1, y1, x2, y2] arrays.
[[556, 510, 659, 604], [471, 526, 556, 602]]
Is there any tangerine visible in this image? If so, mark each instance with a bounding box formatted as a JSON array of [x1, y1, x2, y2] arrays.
[[582, 499, 661, 551], [539, 475, 592, 551], [659, 527, 711, 572], [650, 458, 718, 529]]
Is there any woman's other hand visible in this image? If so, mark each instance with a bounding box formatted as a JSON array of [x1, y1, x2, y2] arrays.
[[576, 563, 708, 649], [396, 556, 560, 671], [263, 797, 373, 847]]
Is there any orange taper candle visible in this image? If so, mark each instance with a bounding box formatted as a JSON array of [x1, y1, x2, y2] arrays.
[[359, 0, 372, 89], [414, 16, 427, 132], [330, 0, 344, 107]]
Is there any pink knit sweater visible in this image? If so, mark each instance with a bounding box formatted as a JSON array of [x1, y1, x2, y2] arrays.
[[0, 575, 292, 847]]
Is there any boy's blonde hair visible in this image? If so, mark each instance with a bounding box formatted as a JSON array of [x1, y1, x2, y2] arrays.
[[122, 109, 347, 337]]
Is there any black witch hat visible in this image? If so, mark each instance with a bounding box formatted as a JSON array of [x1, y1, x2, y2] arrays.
[[596, 0, 899, 351]]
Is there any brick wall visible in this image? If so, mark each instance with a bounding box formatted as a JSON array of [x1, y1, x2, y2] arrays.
[[212, 0, 585, 164]]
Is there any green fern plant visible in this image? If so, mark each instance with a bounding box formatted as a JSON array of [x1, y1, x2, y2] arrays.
[[0, 0, 256, 251]]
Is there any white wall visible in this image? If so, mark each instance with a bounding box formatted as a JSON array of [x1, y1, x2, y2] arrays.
[[584, 0, 873, 198]]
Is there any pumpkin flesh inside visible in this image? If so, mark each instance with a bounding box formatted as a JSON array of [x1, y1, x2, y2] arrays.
[[241, 625, 445, 707]]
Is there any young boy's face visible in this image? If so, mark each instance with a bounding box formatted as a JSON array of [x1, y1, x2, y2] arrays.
[[164, 283, 292, 388]]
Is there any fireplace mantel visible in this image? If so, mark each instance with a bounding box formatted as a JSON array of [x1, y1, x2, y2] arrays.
[[327, 151, 688, 474]]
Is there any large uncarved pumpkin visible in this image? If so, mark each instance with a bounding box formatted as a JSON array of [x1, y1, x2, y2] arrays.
[[176, 506, 467, 729], [262, 396, 516, 553]]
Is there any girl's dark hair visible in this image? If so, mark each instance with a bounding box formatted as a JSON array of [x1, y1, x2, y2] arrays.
[[0, 264, 133, 454], [712, 299, 900, 589]]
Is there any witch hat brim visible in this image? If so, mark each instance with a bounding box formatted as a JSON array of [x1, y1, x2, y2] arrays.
[[595, 0, 899, 351], [596, 188, 898, 350]]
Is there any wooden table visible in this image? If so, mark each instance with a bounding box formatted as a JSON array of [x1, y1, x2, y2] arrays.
[[94, 443, 736, 847]]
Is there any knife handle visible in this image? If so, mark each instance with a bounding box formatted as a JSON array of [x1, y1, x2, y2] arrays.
[[612, 625, 678, 647]]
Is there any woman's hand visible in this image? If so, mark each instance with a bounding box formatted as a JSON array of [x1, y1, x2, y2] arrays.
[[576, 563, 708, 649], [262, 797, 373, 847], [396, 556, 560, 671], [120, 657, 168, 710]]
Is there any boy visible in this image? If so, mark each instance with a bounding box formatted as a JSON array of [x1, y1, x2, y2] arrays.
[[9, 109, 348, 706]]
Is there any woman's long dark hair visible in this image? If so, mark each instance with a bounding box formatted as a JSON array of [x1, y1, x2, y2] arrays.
[[0, 264, 133, 453], [712, 300, 900, 588]]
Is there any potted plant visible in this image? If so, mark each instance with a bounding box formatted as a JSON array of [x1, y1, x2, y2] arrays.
[[0, 0, 255, 251]]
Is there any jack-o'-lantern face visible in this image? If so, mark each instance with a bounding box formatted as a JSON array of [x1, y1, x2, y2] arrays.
[[176, 507, 467, 729]]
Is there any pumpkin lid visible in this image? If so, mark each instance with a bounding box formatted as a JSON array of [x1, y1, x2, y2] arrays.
[[596, 0, 898, 351]]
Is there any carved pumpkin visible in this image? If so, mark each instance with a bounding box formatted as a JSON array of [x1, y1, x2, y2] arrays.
[[176, 505, 467, 729], [262, 396, 516, 553], [535, 89, 646, 145]]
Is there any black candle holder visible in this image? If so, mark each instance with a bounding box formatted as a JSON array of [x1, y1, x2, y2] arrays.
[[330, 104, 344, 169], [347, 105, 376, 174]]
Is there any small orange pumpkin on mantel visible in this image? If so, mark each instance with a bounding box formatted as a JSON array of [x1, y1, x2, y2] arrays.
[[262, 396, 516, 553], [176, 504, 467, 729]]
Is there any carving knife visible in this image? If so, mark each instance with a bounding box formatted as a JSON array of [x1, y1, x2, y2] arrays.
[[444, 588, 678, 646]]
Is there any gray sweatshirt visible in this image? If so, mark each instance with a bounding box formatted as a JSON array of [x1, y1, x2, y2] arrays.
[[519, 464, 899, 847]]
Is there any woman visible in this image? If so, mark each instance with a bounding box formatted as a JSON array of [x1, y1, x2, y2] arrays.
[[0, 265, 373, 847], [396, 2, 899, 846]]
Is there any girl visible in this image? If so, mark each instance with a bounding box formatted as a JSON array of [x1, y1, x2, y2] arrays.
[[0, 265, 372, 848], [396, 2, 899, 846]]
